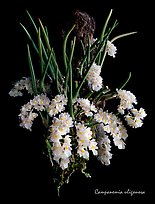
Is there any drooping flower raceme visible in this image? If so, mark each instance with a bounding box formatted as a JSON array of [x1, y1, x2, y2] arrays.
[[76, 123, 98, 159], [125, 107, 147, 128], [117, 89, 147, 128], [94, 109, 127, 149], [47, 94, 68, 117], [117, 89, 137, 113], [49, 112, 73, 170], [19, 94, 50, 131], [86, 63, 103, 91], [9, 77, 52, 97], [9, 77, 33, 97], [106, 40, 117, 58], [77, 98, 97, 116], [96, 124, 112, 165], [49, 112, 73, 142]]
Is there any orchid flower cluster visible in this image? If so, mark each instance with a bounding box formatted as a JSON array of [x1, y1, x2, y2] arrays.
[[9, 10, 147, 194]]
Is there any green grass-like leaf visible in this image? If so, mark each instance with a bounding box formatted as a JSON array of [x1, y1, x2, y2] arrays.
[[38, 19, 51, 51], [111, 32, 137, 42], [68, 36, 76, 118], [20, 23, 39, 54], [63, 25, 76, 73], [38, 27, 43, 75], [26, 10, 38, 33], [27, 44, 37, 95], [25, 11, 56, 81], [101, 9, 113, 40], [40, 50, 53, 92]]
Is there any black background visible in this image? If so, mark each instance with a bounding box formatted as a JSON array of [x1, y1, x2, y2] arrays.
[[1, 0, 154, 202]]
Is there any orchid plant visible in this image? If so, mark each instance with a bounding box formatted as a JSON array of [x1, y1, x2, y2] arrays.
[[9, 9, 147, 195]]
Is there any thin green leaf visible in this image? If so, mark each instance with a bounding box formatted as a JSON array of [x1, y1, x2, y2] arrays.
[[63, 24, 76, 72], [38, 19, 51, 51], [40, 50, 53, 92], [111, 31, 137, 42], [45, 26, 49, 39], [119, 72, 132, 90], [45, 139, 53, 166], [27, 44, 37, 95], [80, 39, 86, 56], [38, 27, 43, 74], [87, 36, 91, 67], [20, 23, 39, 54], [100, 39, 108, 67], [26, 10, 38, 33], [20, 20, 55, 80], [27, 12, 54, 74], [97, 9, 115, 65], [79, 40, 86, 76], [100, 20, 118, 67], [50, 50, 61, 93], [38, 19, 63, 83], [101, 9, 113, 40], [25, 11, 50, 60], [51, 48, 63, 83], [68, 36, 76, 118]]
